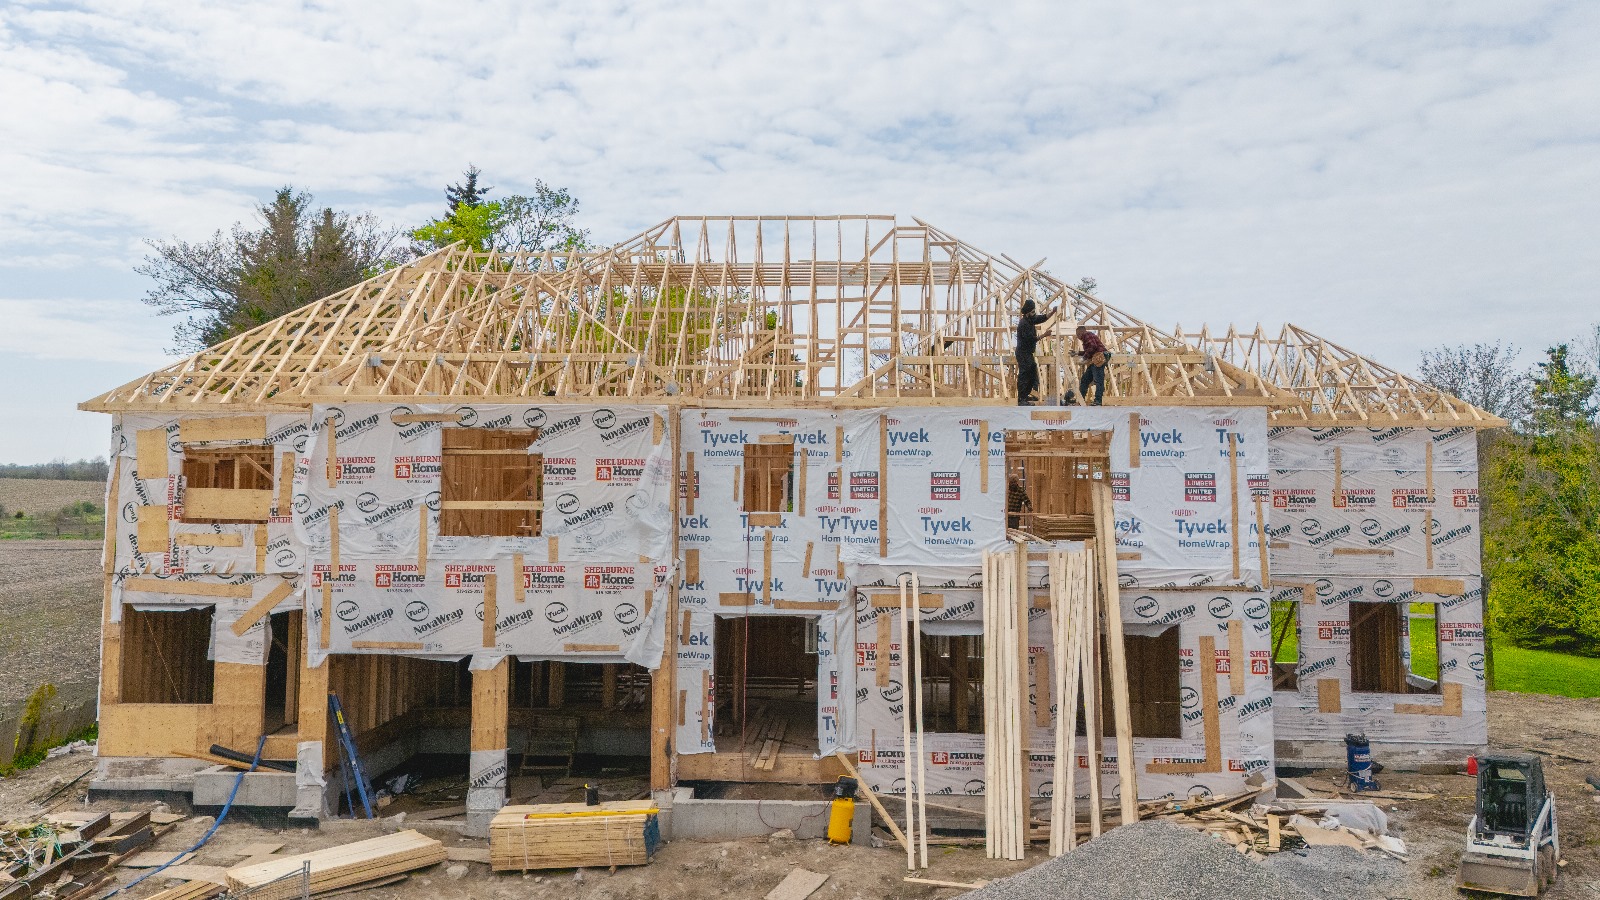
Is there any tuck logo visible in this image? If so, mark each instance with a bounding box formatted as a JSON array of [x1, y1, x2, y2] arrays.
[[1179, 686, 1200, 711], [524, 408, 547, 429], [1208, 597, 1233, 619], [405, 600, 430, 622], [1299, 518, 1321, 537], [1244, 597, 1268, 620], [457, 407, 479, 426], [335, 599, 360, 622], [593, 409, 617, 429], [1133, 596, 1159, 618], [555, 493, 581, 514], [879, 681, 904, 704], [544, 601, 568, 623], [356, 492, 380, 513], [1372, 580, 1395, 599], [1360, 518, 1382, 537], [614, 603, 639, 625]]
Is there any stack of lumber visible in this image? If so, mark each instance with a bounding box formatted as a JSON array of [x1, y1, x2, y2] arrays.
[[489, 800, 660, 872], [224, 830, 446, 900]]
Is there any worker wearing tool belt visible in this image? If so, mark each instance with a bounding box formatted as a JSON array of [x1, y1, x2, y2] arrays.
[[1075, 325, 1110, 405], [1014, 299, 1055, 405]]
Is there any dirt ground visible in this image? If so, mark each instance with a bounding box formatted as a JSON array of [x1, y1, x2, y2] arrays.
[[0, 538, 102, 710], [0, 477, 105, 516], [1, 692, 1596, 900]]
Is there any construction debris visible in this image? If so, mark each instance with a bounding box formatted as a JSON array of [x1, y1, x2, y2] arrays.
[[1146, 788, 1403, 860]]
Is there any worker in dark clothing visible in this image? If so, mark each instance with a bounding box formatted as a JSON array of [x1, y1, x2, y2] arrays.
[[1076, 325, 1109, 405], [1006, 474, 1032, 530], [1014, 299, 1055, 405]]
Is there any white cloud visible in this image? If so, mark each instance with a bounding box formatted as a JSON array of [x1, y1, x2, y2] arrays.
[[1, 0, 1598, 459]]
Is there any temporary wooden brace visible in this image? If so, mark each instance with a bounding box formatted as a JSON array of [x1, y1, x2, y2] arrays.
[[123, 577, 253, 599], [230, 579, 297, 636], [876, 612, 892, 688], [1413, 576, 1465, 596], [482, 573, 498, 648], [1228, 620, 1246, 695], [802, 542, 813, 578], [912, 570, 929, 870], [797, 448, 808, 516], [1254, 496, 1269, 583], [1093, 482, 1140, 826], [417, 505, 429, 577], [329, 503, 341, 572], [512, 553, 525, 602], [898, 575, 916, 871]]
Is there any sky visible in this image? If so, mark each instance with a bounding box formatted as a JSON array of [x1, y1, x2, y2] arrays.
[[1, 1, 1596, 462]]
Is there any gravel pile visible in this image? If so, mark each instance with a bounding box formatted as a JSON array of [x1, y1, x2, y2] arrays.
[[957, 820, 1317, 900], [1264, 845, 1401, 899]]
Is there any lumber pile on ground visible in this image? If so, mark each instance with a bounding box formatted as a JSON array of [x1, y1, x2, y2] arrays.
[[224, 829, 445, 900], [489, 800, 660, 872], [1149, 787, 1406, 860]]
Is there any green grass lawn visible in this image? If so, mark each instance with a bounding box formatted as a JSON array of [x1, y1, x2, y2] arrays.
[[1490, 644, 1600, 698]]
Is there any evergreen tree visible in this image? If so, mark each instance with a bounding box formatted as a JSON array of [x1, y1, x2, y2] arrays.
[[139, 188, 398, 352], [445, 165, 491, 211], [1530, 344, 1597, 434]]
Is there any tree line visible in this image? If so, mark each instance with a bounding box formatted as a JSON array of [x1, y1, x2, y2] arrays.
[[0, 459, 110, 481], [1419, 337, 1600, 656]]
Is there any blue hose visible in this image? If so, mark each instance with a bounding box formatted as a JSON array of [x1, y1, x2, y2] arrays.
[[101, 735, 267, 898]]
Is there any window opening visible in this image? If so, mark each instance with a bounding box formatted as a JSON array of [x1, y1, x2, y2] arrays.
[[1003, 429, 1110, 539], [1351, 601, 1440, 694], [1270, 599, 1300, 691], [742, 442, 795, 513], [120, 606, 215, 704], [439, 428, 542, 537], [180, 446, 274, 524]]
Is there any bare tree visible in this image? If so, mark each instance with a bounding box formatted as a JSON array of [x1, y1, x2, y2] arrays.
[[1417, 341, 1531, 427]]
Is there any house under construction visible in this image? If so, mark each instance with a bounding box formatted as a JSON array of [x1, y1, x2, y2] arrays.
[[81, 215, 1501, 835]]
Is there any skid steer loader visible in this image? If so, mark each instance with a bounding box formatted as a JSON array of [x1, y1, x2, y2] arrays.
[[1457, 753, 1558, 896]]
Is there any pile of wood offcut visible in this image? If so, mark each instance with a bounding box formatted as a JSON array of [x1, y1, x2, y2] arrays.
[[1149, 785, 1408, 861], [489, 800, 659, 872]]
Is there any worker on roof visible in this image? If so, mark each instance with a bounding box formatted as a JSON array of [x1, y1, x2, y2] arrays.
[[1014, 299, 1056, 406], [1075, 325, 1109, 406]]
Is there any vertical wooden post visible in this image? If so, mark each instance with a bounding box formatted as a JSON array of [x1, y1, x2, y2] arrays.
[[1095, 481, 1140, 826]]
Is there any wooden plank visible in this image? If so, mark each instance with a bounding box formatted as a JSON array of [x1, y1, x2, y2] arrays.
[[834, 752, 908, 852], [562, 643, 621, 653], [483, 573, 498, 648], [878, 415, 888, 557], [979, 418, 989, 493], [352, 641, 425, 650], [700, 671, 710, 744], [138, 505, 170, 553], [1033, 651, 1050, 727], [1228, 433, 1240, 581], [226, 830, 447, 897], [719, 592, 755, 606], [124, 577, 253, 599], [329, 503, 340, 571], [757, 433, 795, 444], [183, 488, 273, 521], [173, 532, 243, 547], [391, 413, 457, 423], [834, 426, 844, 462], [680, 610, 692, 645], [797, 448, 807, 516], [904, 877, 988, 890], [876, 612, 892, 688], [685, 548, 700, 583], [1395, 681, 1463, 716], [1317, 678, 1342, 713], [1332, 548, 1395, 556], [1029, 411, 1072, 422], [1127, 413, 1140, 469], [277, 451, 293, 515], [1413, 576, 1465, 596], [1227, 620, 1246, 696], [765, 868, 828, 900], [547, 535, 558, 563], [321, 581, 332, 649], [1424, 510, 1434, 570], [1254, 497, 1269, 584], [678, 690, 688, 726], [802, 542, 813, 578], [179, 416, 266, 444], [137, 428, 170, 479], [747, 512, 782, 527], [229, 579, 297, 636], [685, 451, 696, 516], [255, 524, 268, 571], [512, 552, 526, 603], [324, 415, 338, 488]]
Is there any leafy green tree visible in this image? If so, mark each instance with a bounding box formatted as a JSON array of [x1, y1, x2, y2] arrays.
[[140, 189, 399, 352], [1530, 344, 1597, 434], [411, 168, 589, 256]]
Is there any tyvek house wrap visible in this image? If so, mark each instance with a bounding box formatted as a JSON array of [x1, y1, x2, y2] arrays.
[[1268, 427, 1486, 748], [292, 404, 675, 668]]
